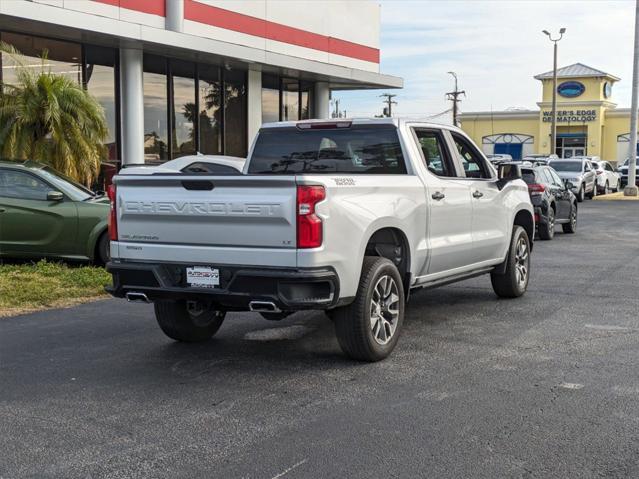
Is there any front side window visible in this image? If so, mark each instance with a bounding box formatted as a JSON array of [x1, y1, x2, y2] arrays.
[[451, 133, 491, 179], [413, 129, 454, 177], [249, 125, 406, 174], [0, 170, 51, 201]]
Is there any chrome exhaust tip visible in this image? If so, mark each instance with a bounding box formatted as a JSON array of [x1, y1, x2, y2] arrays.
[[125, 292, 151, 303], [248, 301, 280, 313]]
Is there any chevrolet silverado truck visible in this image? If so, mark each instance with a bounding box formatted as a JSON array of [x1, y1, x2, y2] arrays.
[[106, 119, 534, 361]]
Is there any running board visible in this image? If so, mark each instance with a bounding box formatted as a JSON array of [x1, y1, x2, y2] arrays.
[[411, 267, 495, 292]]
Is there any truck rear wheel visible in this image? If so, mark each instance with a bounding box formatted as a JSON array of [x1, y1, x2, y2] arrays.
[[491, 226, 530, 298], [333, 256, 405, 362], [154, 300, 225, 342]]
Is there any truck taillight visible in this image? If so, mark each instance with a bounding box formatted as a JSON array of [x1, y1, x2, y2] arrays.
[[297, 185, 325, 249], [107, 184, 117, 241]]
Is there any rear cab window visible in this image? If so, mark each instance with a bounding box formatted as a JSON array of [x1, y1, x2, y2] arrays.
[[248, 124, 406, 174]]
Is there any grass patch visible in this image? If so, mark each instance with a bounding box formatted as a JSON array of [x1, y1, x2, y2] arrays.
[[0, 260, 112, 317]]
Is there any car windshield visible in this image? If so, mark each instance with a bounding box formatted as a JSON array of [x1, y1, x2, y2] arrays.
[[550, 161, 582, 172], [37, 167, 95, 201]]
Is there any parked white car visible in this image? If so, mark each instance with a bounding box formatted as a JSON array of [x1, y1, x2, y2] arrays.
[[591, 160, 621, 194], [106, 119, 534, 361]]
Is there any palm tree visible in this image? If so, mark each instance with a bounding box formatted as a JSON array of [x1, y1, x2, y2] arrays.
[[0, 42, 108, 185]]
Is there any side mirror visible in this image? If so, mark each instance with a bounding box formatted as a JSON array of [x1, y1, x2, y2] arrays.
[[564, 180, 574, 190], [47, 191, 64, 202], [496, 163, 522, 190]]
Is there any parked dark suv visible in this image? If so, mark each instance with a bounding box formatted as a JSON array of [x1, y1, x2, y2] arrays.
[[520, 164, 578, 240]]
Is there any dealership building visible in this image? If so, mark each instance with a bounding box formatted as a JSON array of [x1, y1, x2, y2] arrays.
[[460, 63, 635, 164], [0, 0, 401, 168]]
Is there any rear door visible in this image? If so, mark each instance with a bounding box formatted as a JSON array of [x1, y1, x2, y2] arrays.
[[411, 128, 474, 276], [449, 132, 509, 265], [547, 167, 572, 219], [0, 168, 78, 257]]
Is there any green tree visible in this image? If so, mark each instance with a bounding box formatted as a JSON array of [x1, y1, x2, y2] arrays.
[[0, 42, 108, 185]]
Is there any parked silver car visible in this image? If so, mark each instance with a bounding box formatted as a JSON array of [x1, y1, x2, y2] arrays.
[[549, 159, 597, 202], [591, 160, 621, 194]]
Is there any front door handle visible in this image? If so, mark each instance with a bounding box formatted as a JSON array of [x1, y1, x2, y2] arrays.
[[431, 191, 445, 201], [473, 190, 484, 199], [0, 207, 5, 213]]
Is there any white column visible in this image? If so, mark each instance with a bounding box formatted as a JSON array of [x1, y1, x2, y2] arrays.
[[247, 69, 262, 149], [165, 0, 184, 32], [314, 82, 330, 119], [119, 47, 145, 166]]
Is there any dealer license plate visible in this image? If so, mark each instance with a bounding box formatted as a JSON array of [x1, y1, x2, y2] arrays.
[[186, 266, 220, 289]]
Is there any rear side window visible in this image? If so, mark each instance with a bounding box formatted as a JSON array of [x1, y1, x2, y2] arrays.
[[412, 128, 455, 177], [521, 169, 536, 185], [248, 125, 406, 174], [181, 162, 241, 175]]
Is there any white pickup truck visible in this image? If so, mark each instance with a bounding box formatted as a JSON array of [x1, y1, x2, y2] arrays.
[[106, 119, 534, 361]]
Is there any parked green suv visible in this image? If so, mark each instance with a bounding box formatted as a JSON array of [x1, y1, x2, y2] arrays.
[[0, 160, 110, 263]]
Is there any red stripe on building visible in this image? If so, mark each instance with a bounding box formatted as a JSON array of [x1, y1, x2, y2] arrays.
[[184, 0, 379, 64], [93, 0, 166, 17], [90, 0, 379, 63]]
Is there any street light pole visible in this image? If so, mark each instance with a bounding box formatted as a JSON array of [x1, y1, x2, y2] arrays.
[[626, 0, 639, 196], [543, 28, 566, 157]]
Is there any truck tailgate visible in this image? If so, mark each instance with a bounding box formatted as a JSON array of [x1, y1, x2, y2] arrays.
[[112, 175, 297, 266]]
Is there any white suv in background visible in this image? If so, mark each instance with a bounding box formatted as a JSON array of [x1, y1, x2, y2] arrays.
[[590, 159, 621, 194]]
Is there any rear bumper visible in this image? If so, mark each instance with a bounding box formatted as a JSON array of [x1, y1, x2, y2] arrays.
[[106, 261, 340, 311]]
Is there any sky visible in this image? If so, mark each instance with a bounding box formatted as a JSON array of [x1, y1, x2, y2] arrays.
[[339, 0, 637, 123]]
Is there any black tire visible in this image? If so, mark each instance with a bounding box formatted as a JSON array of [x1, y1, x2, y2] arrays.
[[562, 204, 577, 234], [333, 256, 405, 362], [538, 206, 555, 240], [97, 233, 110, 265], [154, 300, 225, 342], [491, 226, 530, 298], [577, 185, 585, 202], [616, 180, 622, 192], [604, 181, 610, 195], [587, 183, 596, 199]]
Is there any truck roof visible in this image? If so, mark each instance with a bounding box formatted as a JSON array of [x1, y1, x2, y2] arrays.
[[260, 117, 463, 133]]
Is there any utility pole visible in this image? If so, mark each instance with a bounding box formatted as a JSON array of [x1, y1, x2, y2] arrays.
[[446, 72, 465, 126], [380, 93, 397, 117], [626, 0, 639, 196], [543, 28, 566, 157], [332, 98, 340, 118]]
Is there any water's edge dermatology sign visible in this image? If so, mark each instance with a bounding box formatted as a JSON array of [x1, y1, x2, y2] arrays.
[[542, 109, 597, 123]]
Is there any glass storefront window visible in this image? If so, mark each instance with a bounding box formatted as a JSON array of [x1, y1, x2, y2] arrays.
[[198, 64, 222, 155], [0, 32, 82, 86], [143, 55, 169, 164], [282, 77, 299, 122], [300, 81, 313, 120], [170, 60, 196, 158], [262, 74, 280, 123], [85, 45, 118, 165], [224, 69, 247, 157]]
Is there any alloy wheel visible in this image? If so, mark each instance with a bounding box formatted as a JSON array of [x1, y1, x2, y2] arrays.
[[514, 237, 529, 288], [370, 275, 400, 345]]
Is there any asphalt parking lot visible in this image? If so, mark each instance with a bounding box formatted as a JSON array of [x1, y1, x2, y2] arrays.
[[2, 200, 639, 478]]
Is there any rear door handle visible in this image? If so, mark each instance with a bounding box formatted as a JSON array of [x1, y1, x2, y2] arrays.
[[473, 190, 484, 199], [431, 191, 445, 201], [0, 208, 5, 213]]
